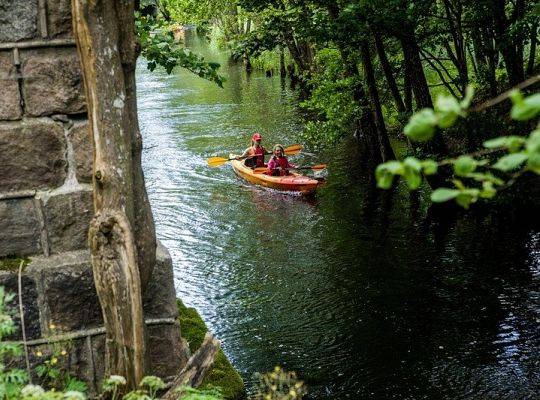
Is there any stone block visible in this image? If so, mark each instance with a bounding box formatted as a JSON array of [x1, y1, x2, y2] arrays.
[[0, 118, 67, 191], [21, 47, 85, 116], [46, 0, 72, 38], [0, 198, 42, 257], [68, 121, 92, 183], [0, 0, 38, 42], [0, 271, 41, 340], [143, 242, 179, 320], [147, 323, 185, 378], [42, 190, 93, 254], [35, 253, 103, 331], [0, 51, 22, 120]]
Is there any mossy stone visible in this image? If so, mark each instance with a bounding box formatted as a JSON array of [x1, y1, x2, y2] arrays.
[[0, 256, 30, 272], [177, 299, 246, 400]]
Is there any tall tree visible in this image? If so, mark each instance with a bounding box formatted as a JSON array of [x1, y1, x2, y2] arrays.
[[72, 0, 156, 388]]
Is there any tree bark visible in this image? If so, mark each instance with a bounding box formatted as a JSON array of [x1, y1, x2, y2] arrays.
[[72, 0, 157, 388], [527, 21, 538, 75], [399, 27, 433, 109], [492, 0, 525, 85], [373, 31, 406, 113], [163, 333, 220, 400], [360, 41, 395, 161]]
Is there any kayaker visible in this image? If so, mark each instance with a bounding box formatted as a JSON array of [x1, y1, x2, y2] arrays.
[[239, 133, 266, 168], [267, 144, 296, 176]]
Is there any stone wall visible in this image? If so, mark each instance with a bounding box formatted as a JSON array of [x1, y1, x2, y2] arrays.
[[0, 0, 186, 391]]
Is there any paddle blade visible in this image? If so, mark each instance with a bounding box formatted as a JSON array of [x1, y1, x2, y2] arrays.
[[284, 144, 302, 155], [311, 164, 327, 170], [207, 156, 229, 167], [253, 167, 268, 174]]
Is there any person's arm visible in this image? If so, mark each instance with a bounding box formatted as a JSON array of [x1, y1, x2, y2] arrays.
[[286, 158, 296, 169], [237, 147, 251, 159]]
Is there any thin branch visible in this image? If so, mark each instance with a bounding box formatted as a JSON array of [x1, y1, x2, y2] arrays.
[[18, 260, 31, 381], [471, 74, 540, 112]]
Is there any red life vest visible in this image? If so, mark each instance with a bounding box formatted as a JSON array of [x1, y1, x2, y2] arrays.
[[252, 146, 266, 167], [268, 155, 290, 176]]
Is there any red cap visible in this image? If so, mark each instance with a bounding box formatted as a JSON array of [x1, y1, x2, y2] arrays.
[[252, 133, 262, 141]]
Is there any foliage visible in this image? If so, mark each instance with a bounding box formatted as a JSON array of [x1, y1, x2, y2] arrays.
[[135, 13, 224, 87], [0, 287, 28, 400], [33, 325, 86, 393], [253, 366, 306, 400], [299, 49, 359, 146], [376, 89, 540, 208]]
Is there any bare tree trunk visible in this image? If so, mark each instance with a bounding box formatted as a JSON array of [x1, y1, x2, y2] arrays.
[[163, 333, 220, 400], [72, 0, 157, 388], [360, 41, 395, 161], [373, 31, 406, 113], [399, 28, 433, 108], [527, 21, 538, 75]]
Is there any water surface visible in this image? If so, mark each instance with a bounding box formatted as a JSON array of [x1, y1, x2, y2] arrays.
[[137, 36, 539, 399]]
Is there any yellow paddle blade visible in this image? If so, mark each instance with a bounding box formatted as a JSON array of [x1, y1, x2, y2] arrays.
[[207, 156, 229, 167], [311, 164, 327, 170], [284, 144, 302, 155]]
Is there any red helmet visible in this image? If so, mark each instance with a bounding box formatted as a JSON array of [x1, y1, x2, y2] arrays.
[[252, 133, 262, 141]]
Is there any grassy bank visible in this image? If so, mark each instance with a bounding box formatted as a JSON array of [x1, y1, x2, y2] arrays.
[[177, 299, 246, 399]]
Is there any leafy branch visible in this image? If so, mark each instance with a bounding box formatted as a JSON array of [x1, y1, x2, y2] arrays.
[[376, 87, 540, 209], [135, 13, 225, 87]]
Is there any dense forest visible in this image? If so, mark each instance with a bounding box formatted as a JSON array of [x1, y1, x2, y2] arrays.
[[142, 2, 536, 141], [137, 0, 539, 208]]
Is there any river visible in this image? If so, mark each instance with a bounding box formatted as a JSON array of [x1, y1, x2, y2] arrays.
[[136, 35, 539, 399]]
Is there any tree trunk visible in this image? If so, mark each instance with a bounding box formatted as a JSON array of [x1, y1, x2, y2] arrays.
[[373, 31, 406, 113], [360, 41, 395, 161], [399, 27, 433, 108], [163, 333, 220, 400], [492, 0, 524, 85], [527, 21, 538, 75], [404, 67, 413, 112], [280, 47, 286, 78], [399, 26, 448, 158], [72, 0, 157, 388]]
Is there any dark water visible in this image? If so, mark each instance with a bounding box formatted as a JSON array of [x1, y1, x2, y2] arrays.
[[137, 36, 540, 399]]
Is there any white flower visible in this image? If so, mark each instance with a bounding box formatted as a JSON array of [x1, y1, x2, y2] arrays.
[[63, 391, 86, 400], [21, 384, 45, 398], [107, 375, 127, 386]]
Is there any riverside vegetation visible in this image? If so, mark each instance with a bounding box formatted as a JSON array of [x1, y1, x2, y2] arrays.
[[0, 286, 302, 400]]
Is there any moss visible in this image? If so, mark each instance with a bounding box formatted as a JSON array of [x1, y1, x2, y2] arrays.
[[0, 256, 30, 272], [177, 299, 246, 400]]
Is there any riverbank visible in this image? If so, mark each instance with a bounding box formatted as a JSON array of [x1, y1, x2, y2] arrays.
[[177, 299, 246, 399]]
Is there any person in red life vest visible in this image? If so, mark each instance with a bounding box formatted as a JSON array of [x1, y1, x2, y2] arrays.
[[266, 144, 296, 176], [239, 132, 266, 168]]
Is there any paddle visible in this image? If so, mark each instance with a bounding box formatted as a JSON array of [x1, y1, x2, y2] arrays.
[[207, 144, 303, 168], [252, 164, 327, 174]]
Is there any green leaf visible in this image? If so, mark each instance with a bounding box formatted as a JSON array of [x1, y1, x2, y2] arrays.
[[402, 157, 422, 189], [421, 159, 438, 175], [483, 136, 526, 151], [527, 152, 540, 174], [479, 181, 497, 199], [460, 86, 475, 109], [375, 165, 394, 189], [454, 155, 477, 176], [492, 152, 528, 171], [511, 93, 540, 121], [404, 109, 437, 141], [431, 188, 460, 202], [435, 95, 461, 128]]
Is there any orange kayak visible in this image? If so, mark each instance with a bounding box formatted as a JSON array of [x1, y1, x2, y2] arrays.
[[230, 155, 322, 195]]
